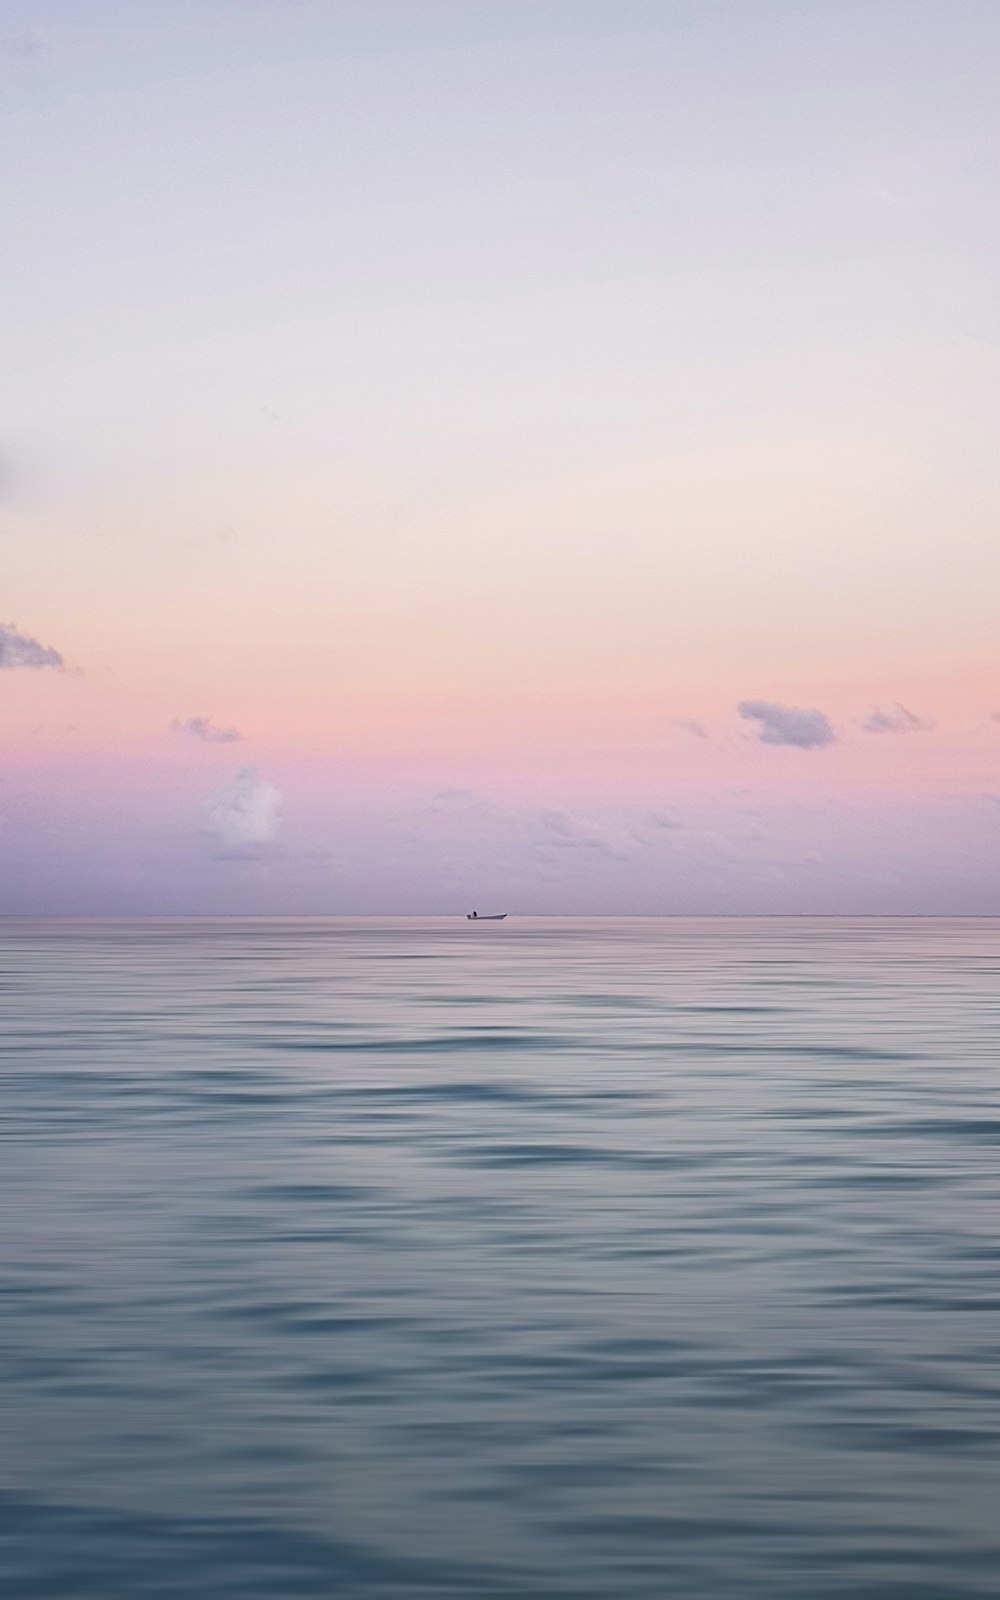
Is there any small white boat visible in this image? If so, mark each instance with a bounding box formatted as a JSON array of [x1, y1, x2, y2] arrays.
[[466, 912, 507, 921]]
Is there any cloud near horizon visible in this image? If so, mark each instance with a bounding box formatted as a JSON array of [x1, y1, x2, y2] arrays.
[[425, 790, 682, 864], [536, 808, 652, 861], [862, 703, 935, 735], [738, 700, 835, 750], [172, 715, 242, 744], [0, 622, 63, 671], [0, 31, 42, 61], [203, 767, 281, 855]]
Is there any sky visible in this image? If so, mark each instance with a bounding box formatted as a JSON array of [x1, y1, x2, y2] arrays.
[[2, 0, 999, 914]]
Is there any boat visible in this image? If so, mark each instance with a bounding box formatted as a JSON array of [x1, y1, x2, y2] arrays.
[[466, 912, 507, 920]]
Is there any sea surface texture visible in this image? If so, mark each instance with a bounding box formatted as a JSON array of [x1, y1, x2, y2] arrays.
[[2, 917, 999, 1599]]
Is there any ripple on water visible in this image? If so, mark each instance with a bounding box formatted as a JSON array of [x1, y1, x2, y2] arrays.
[[2, 917, 1000, 1599]]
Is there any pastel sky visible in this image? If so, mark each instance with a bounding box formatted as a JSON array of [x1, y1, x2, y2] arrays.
[[2, 0, 999, 913]]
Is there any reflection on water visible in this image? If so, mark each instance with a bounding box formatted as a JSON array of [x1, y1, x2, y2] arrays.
[[2, 917, 999, 1597]]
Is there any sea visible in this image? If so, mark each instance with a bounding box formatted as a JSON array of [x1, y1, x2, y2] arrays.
[[2, 916, 999, 1599]]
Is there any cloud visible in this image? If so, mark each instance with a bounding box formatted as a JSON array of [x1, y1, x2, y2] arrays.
[[535, 809, 650, 861], [738, 700, 835, 750], [646, 810, 683, 831], [671, 718, 707, 739], [861, 703, 935, 735], [419, 789, 688, 873], [172, 715, 242, 744], [203, 767, 281, 856], [0, 32, 42, 61], [0, 622, 63, 671], [427, 787, 501, 816], [869, 185, 914, 214]]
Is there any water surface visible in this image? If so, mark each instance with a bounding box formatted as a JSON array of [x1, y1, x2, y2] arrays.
[[2, 917, 999, 1597]]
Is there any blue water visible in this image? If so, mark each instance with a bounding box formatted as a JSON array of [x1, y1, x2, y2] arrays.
[[2, 917, 999, 1598]]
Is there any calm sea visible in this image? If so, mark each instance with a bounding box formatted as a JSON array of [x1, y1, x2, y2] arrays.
[[2, 917, 999, 1598]]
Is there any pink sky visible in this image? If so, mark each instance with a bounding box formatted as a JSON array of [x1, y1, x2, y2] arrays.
[[2, 1, 999, 912]]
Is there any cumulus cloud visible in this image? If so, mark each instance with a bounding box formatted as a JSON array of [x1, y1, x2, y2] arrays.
[[0, 622, 63, 671], [861, 703, 935, 735], [671, 718, 707, 739], [203, 767, 281, 856], [738, 700, 835, 750], [172, 715, 242, 744]]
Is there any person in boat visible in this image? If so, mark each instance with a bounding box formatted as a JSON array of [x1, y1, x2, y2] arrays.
[[470, 911, 478, 918]]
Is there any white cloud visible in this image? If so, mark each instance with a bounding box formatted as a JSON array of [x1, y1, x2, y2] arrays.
[[738, 700, 835, 750], [203, 767, 281, 856], [0, 622, 63, 671], [671, 717, 707, 739], [861, 703, 935, 735], [172, 715, 242, 744]]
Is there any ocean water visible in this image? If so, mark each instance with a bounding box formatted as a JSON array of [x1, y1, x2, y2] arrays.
[[2, 917, 999, 1600]]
